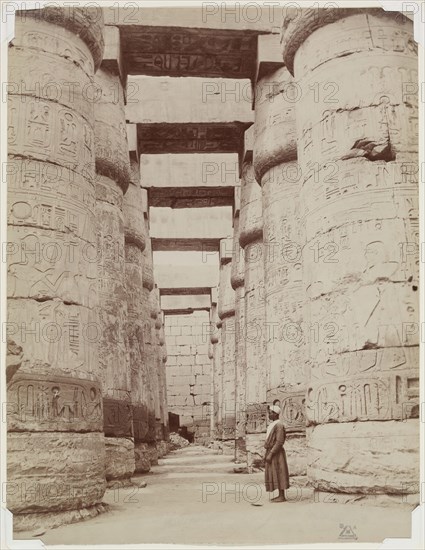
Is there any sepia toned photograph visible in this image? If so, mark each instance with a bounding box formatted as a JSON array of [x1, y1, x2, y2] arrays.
[[0, 0, 423, 547]]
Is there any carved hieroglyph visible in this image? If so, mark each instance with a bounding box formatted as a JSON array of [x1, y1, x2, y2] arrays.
[[282, 9, 419, 493], [231, 216, 247, 461], [94, 62, 134, 481], [218, 259, 236, 441], [7, 9, 106, 521]]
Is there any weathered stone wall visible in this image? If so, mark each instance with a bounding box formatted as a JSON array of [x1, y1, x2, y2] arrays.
[[7, 8, 106, 529], [282, 8, 419, 497], [165, 311, 211, 442], [254, 65, 307, 477]]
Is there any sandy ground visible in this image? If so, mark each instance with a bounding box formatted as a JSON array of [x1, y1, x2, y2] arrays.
[[15, 445, 414, 547]]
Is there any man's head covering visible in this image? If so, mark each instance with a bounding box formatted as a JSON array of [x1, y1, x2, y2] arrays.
[[269, 405, 281, 415]]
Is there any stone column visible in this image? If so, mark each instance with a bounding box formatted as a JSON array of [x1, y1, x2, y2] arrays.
[[160, 315, 170, 447], [154, 287, 168, 458], [135, 189, 157, 470], [208, 305, 216, 440], [254, 64, 307, 477], [282, 8, 419, 501], [123, 149, 151, 473], [218, 243, 236, 453], [210, 299, 223, 442], [94, 26, 134, 485], [231, 207, 247, 463], [7, 8, 106, 530], [147, 261, 160, 466], [239, 129, 267, 471]]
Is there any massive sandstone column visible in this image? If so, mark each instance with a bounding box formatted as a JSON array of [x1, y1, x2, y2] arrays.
[[217, 244, 236, 452], [239, 130, 267, 470], [146, 261, 160, 466], [154, 286, 168, 458], [282, 8, 419, 500], [134, 190, 157, 470], [94, 26, 134, 484], [6, 8, 106, 529], [231, 210, 247, 463], [210, 299, 223, 442], [123, 153, 151, 473], [254, 65, 307, 477]]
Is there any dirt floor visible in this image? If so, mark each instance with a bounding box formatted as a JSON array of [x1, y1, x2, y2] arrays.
[[14, 445, 414, 547]]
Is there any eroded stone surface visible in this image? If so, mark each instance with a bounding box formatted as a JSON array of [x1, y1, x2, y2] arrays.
[[104, 437, 136, 482], [307, 421, 419, 494], [8, 432, 106, 514]]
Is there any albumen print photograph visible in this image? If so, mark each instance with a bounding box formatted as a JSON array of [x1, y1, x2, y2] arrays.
[[1, 0, 423, 547]]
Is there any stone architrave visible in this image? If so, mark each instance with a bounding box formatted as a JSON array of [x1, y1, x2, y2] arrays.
[[231, 215, 247, 463], [282, 8, 419, 497], [254, 64, 307, 477], [239, 138, 267, 471], [218, 254, 236, 446], [94, 27, 135, 484], [6, 8, 106, 530]]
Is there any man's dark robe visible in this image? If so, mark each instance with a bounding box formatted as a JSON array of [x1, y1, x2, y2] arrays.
[[264, 420, 289, 492]]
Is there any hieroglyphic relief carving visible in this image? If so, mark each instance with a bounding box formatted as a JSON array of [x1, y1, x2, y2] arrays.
[[8, 373, 102, 432]]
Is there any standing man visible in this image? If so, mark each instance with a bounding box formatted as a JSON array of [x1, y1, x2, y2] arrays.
[[264, 404, 289, 502]]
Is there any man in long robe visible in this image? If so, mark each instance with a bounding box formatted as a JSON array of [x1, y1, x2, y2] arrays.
[[264, 405, 289, 502]]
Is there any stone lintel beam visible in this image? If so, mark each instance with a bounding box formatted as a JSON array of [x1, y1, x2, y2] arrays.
[[104, 7, 281, 33], [160, 287, 212, 296], [152, 238, 219, 253], [126, 76, 254, 125], [155, 264, 219, 291], [234, 185, 241, 218], [116, 24, 261, 79], [252, 34, 285, 109], [149, 187, 234, 209], [149, 207, 233, 242], [102, 25, 126, 91], [254, 33, 284, 99], [240, 124, 254, 176], [161, 294, 211, 312], [219, 237, 234, 265], [126, 123, 139, 163], [137, 122, 251, 155]]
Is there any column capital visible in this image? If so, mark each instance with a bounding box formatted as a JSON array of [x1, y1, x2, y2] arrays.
[[281, 7, 406, 75]]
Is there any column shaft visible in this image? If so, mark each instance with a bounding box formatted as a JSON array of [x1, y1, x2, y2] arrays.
[[7, 8, 106, 529], [282, 9, 419, 499]]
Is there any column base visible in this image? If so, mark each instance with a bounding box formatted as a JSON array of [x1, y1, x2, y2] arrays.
[[313, 490, 419, 508], [105, 437, 135, 482], [134, 442, 151, 473], [246, 433, 266, 472], [235, 437, 247, 463], [147, 443, 159, 466], [157, 440, 169, 458], [286, 433, 307, 477], [307, 420, 419, 495], [12, 502, 109, 533]]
